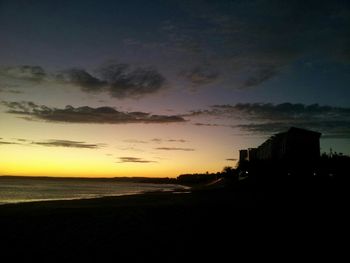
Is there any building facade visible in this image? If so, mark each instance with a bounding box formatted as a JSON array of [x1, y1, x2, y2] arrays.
[[240, 127, 321, 163]]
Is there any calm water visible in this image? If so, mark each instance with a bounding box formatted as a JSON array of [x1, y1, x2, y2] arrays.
[[0, 177, 187, 205]]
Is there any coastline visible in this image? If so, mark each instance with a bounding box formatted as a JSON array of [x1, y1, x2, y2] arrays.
[[0, 187, 191, 206], [0, 175, 190, 206]]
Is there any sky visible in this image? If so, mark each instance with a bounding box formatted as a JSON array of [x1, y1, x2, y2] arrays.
[[1, 0, 350, 177]]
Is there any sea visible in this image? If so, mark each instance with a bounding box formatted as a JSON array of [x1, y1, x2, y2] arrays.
[[0, 176, 188, 205]]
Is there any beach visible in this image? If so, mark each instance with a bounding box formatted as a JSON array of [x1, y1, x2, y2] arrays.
[[0, 181, 346, 261]]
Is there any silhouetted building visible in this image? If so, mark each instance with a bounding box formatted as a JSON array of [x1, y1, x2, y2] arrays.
[[240, 127, 321, 163], [247, 148, 258, 161], [239, 149, 248, 162]]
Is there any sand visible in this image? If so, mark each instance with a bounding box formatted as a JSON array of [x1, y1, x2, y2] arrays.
[[0, 181, 346, 261]]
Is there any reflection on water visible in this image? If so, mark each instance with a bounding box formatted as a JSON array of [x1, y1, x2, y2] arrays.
[[0, 177, 188, 204]]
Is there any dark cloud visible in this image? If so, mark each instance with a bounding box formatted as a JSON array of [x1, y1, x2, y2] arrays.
[[0, 140, 19, 145], [242, 66, 279, 88], [122, 138, 188, 145], [226, 158, 237, 161], [59, 64, 166, 98], [58, 69, 105, 93], [2, 101, 186, 124], [0, 138, 28, 145], [1, 63, 166, 99], [193, 123, 222, 127], [13, 138, 29, 142], [99, 64, 166, 99], [0, 65, 46, 82], [179, 66, 219, 87], [188, 102, 350, 138], [236, 121, 350, 139], [117, 157, 156, 163], [2, 101, 38, 113], [31, 140, 103, 149], [191, 103, 350, 121], [155, 147, 195, 151], [0, 137, 105, 148]]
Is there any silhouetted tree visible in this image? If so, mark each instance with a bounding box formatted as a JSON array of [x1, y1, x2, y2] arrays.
[[222, 166, 234, 176]]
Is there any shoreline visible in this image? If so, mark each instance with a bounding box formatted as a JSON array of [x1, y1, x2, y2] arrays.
[[0, 187, 192, 207]]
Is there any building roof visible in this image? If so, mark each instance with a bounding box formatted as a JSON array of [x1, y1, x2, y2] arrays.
[[287, 127, 322, 137]]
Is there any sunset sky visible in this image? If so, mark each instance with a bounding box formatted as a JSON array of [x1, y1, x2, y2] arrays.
[[1, 0, 350, 177]]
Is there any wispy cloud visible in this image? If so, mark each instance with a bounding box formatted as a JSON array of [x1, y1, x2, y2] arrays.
[[0, 88, 23, 94], [13, 138, 29, 142], [117, 157, 156, 163], [123, 139, 148, 144], [155, 147, 195, 151], [0, 65, 46, 82], [167, 139, 187, 143], [31, 139, 103, 149], [0, 140, 19, 145], [2, 101, 186, 124], [151, 138, 187, 143], [193, 123, 222, 127], [179, 66, 219, 87], [0, 138, 103, 148], [242, 66, 279, 88]]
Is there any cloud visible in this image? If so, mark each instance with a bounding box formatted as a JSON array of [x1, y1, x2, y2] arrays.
[[59, 64, 167, 98], [242, 66, 279, 88], [0, 88, 23, 94], [179, 66, 219, 87], [0, 65, 46, 82], [167, 139, 187, 143], [0, 137, 106, 148], [151, 138, 187, 143], [123, 139, 148, 144], [155, 147, 195, 151], [1, 63, 166, 99], [188, 102, 350, 138], [31, 139, 103, 149], [7, 90, 23, 94], [117, 157, 156, 163], [58, 69, 105, 93], [14, 138, 29, 142], [155, 0, 350, 88], [236, 121, 350, 139], [193, 122, 222, 127], [2, 101, 187, 124], [192, 103, 350, 120], [226, 158, 237, 161], [0, 140, 19, 145], [97, 63, 166, 98]]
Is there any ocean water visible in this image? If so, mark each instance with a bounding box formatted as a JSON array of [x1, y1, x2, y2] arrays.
[[0, 177, 187, 205]]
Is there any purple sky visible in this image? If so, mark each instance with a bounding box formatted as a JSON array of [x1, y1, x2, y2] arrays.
[[1, 0, 349, 177]]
